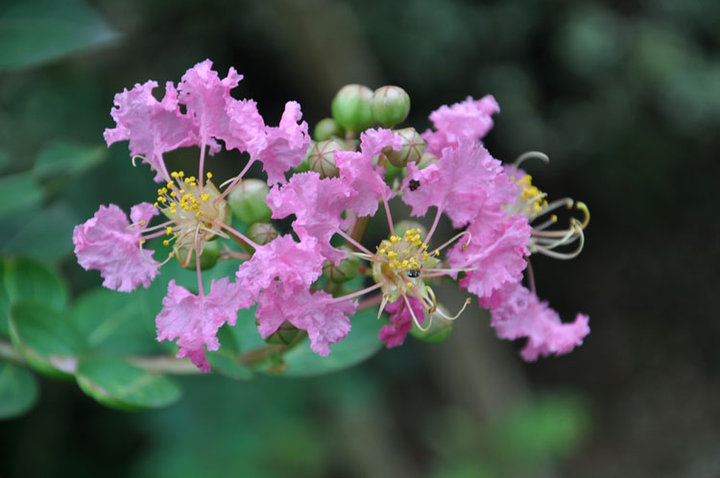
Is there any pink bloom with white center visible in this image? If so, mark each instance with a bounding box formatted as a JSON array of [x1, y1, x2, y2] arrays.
[[379, 295, 425, 348], [104, 81, 197, 182], [72, 203, 160, 292], [255, 281, 356, 356], [447, 213, 531, 300], [266, 171, 353, 264], [422, 95, 500, 155], [402, 139, 517, 228], [335, 128, 401, 217], [156, 278, 253, 372], [482, 281, 590, 361], [236, 235, 324, 296]]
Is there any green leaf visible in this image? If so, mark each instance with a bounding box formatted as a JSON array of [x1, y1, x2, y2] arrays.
[[0, 361, 38, 419], [70, 288, 165, 356], [0, 257, 67, 336], [9, 301, 86, 379], [0, 0, 119, 71], [280, 308, 383, 377], [0, 172, 43, 217], [0, 203, 79, 263], [75, 356, 181, 411], [206, 352, 253, 381], [33, 141, 106, 179]]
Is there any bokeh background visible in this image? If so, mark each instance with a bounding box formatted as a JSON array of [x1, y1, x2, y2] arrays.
[[1, 0, 719, 476]]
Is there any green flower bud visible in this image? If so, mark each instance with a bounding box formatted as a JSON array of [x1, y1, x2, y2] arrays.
[[385, 127, 425, 167], [416, 151, 438, 170], [372, 85, 410, 128], [264, 321, 302, 346], [383, 160, 402, 183], [322, 247, 360, 283], [313, 117, 345, 141], [409, 308, 453, 343], [308, 138, 346, 178], [248, 222, 278, 245], [331, 84, 373, 133], [228, 179, 272, 224], [175, 240, 220, 271]]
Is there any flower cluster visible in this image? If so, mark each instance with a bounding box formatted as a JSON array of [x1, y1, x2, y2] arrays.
[[73, 60, 591, 372]]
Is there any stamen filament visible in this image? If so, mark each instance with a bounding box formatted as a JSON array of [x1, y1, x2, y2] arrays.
[[216, 159, 256, 204], [327, 282, 383, 304], [218, 223, 260, 250], [432, 230, 472, 255], [433, 298, 472, 321], [336, 228, 376, 256], [514, 151, 550, 168], [425, 207, 443, 245], [382, 193, 395, 237]]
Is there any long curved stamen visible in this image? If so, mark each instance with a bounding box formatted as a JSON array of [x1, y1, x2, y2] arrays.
[[336, 228, 376, 256], [382, 193, 395, 237], [433, 298, 472, 322], [514, 151, 550, 168], [326, 282, 384, 304], [403, 293, 430, 332], [215, 159, 256, 204], [432, 230, 472, 255], [218, 223, 260, 250], [377, 295, 390, 319], [533, 227, 585, 259], [195, 235, 205, 297], [424, 207, 443, 245]]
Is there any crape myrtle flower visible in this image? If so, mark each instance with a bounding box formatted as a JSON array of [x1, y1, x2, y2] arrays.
[[73, 59, 592, 371]]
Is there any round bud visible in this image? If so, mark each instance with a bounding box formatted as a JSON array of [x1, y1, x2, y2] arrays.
[[248, 222, 278, 245], [176, 240, 220, 271], [409, 307, 454, 343], [416, 151, 438, 170], [331, 84, 374, 133], [228, 179, 272, 225], [372, 86, 410, 128], [385, 127, 426, 167], [308, 139, 346, 178], [322, 247, 360, 283], [313, 117, 345, 141], [264, 321, 302, 346]]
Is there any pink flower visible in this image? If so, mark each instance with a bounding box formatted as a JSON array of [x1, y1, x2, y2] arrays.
[[255, 281, 356, 356], [156, 278, 252, 372], [422, 95, 500, 155], [72, 204, 159, 292], [482, 282, 590, 361], [177, 58, 244, 155], [379, 296, 425, 348], [266, 172, 352, 263], [402, 139, 516, 228], [104, 81, 196, 182], [448, 213, 531, 300], [335, 128, 401, 217], [236, 235, 324, 296], [255, 101, 311, 184]]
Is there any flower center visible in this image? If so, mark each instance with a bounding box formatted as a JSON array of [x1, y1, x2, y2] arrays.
[[371, 228, 439, 303], [155, 170, 229, 261]]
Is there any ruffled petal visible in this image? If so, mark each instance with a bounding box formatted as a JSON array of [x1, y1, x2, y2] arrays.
[[422, 95, 500, 155], [379, 296, 425, 348], [72, 204, 159, 292], [255, 101, 310, 184]]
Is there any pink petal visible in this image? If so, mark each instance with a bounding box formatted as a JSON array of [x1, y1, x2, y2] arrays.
[[379, 296, 425, 348], [156, 278, 252, 372], [422, 95, 500, 155], [255, 101, 311, 184], [104, 81, 197, 182], [73, 204, 159, 292]]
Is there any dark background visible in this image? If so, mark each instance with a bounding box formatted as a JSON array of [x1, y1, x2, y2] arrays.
[[1, 0, 719, 476]]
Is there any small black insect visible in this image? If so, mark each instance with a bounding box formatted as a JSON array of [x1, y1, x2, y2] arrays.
[[408, 179, 420, 191], [407, 269, 420, 278]]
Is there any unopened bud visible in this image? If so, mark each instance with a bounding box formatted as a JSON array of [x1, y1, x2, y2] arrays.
[[372, 86, 410, 128], [228, 179, 272, 224], [385, 127, 425, 167], [416, 151, 438, 170], [264, 321, 302, 346], [331, 84, 374, 133], [176, 240, 220, 271], [248, 222, 278, 245], [410, 308, 453, 343], [308, 139, 346, 178], [313, 117, 345, 141], [323, 247, 360, 283]]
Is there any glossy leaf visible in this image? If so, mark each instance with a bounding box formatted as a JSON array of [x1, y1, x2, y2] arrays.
[[0, 257, 67, 336], [0, 203, 79, 263], [280, 308, 383, 377], [0, 172, 43, 217], [0, 0, 119, 71], [75, 356, 181, 411], [0, 361, 38, 419], [9, 301, 86, 379]]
